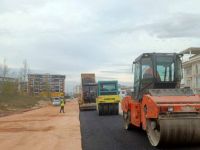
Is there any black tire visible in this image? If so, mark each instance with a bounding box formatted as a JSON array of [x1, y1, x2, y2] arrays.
[[101, 104, 105, 116], [98, 104, 102, 116], [109, 104, 114, 115], [103, 103, 109, 115], [123, 111, 131, 130], [114, 103, 119, 115]]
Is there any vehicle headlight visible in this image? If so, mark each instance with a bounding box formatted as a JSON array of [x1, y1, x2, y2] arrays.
[[168, 106, 174, 112]]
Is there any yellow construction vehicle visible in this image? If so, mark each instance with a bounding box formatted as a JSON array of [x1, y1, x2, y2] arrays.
[[96, 81, 120, 115]]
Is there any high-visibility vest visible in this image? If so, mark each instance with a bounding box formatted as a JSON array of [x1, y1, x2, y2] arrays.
[[60, 100, 65, 106]]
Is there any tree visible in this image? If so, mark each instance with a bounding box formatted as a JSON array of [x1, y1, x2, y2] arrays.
[[0, 63, 2, 77], [22, 60, 28, 81], [2, 58, 9, 80], [18, 60, 30, 95], [0, 59, 18, 96], [1, 80, 18, 96]]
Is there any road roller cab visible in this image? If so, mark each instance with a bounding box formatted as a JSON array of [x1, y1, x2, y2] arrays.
[[96, 81, 120, 115], [121, 53, 200, 146]]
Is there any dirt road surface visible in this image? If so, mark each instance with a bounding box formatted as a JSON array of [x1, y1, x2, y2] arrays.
[[0, 100, 81, 150]]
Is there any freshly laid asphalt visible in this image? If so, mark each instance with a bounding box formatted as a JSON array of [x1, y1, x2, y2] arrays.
[[80, 110, 200, 150]]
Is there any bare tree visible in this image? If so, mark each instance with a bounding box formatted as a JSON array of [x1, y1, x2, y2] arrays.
[[18, 60, 29, 94], [22, 59, 28, 82], [0, 59, 18, 96], [18, 60, 28, 81], [0, 63, 2, 77], [2, 58, 9, 80]]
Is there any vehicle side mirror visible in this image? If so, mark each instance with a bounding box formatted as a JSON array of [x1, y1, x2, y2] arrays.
[[132, 61, 136, 73], [178, 54, 183, 58]]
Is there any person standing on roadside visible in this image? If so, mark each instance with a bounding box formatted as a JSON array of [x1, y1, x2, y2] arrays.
[[60, 98, 65, 113]]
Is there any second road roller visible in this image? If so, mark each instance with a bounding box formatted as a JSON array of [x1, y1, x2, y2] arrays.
[[96, 80, 120, 115], [121, 52, 200, 146]]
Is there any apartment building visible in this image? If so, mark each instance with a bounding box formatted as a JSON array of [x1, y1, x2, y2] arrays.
[[180, 48, 200, 93], [28, 74, 65, 96]]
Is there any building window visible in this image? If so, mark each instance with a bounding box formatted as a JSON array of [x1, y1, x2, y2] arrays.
[[196, 64, 198, 74], [195, 63, 200, 75], [186, 80, 191, 87], [196, 76, 200, 88], [185, 67, 192, 76]]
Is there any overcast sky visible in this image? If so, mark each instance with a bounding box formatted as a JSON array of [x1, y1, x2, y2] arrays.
[[0, 0, 200, 93]]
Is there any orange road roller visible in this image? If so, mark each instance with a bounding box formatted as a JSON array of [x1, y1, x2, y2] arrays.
[[121, 52, 200, 146]]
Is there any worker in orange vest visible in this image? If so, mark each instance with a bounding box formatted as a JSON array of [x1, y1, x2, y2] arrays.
[[60, 99, 65, 113]]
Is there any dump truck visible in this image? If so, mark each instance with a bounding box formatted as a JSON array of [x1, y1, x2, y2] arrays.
[[96, 81, 120, 115], [121, 53, 200, 146], [79, 73, 97, 110]]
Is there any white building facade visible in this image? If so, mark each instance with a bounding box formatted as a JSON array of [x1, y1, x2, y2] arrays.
[[181, 48, 200, 93]]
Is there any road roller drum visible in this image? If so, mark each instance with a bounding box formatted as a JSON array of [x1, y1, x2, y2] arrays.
[[147, 115, 200, 146]]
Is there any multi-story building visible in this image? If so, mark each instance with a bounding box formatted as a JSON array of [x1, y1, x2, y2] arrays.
[[18, 81, 28, 94], [0, 77, 16, 82], [28, 74, 65, 97], [73, 85, 81, 98], [180, 47, 200, 93]]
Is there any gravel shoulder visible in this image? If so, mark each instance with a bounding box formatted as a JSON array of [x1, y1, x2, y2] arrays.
[[0, 100, 81, 150]]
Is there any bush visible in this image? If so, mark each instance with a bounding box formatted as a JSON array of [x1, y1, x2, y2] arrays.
[[0, 81, 18, 96]]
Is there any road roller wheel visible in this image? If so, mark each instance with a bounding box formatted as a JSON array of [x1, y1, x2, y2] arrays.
[[109, 104, 114, 115], [98, 104, 102, 116], [105, 104, 110, 115], [147, 117, 200, 146], [101, 104, 105, 115], [102, 103, 108, 115], [114, 103, 119, 115], [146, 119, 160, 147], [123, 111, 131, 130]]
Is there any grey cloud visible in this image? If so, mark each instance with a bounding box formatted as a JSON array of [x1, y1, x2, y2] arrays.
[[0, 0, 50, 13], [21, 33, 110, 74], [100, 71, 131, 74], [1, 0, 200, 91], [108, 13, 200, 39], [146, 13, 200, 38], [96, 76, 118, 80]]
